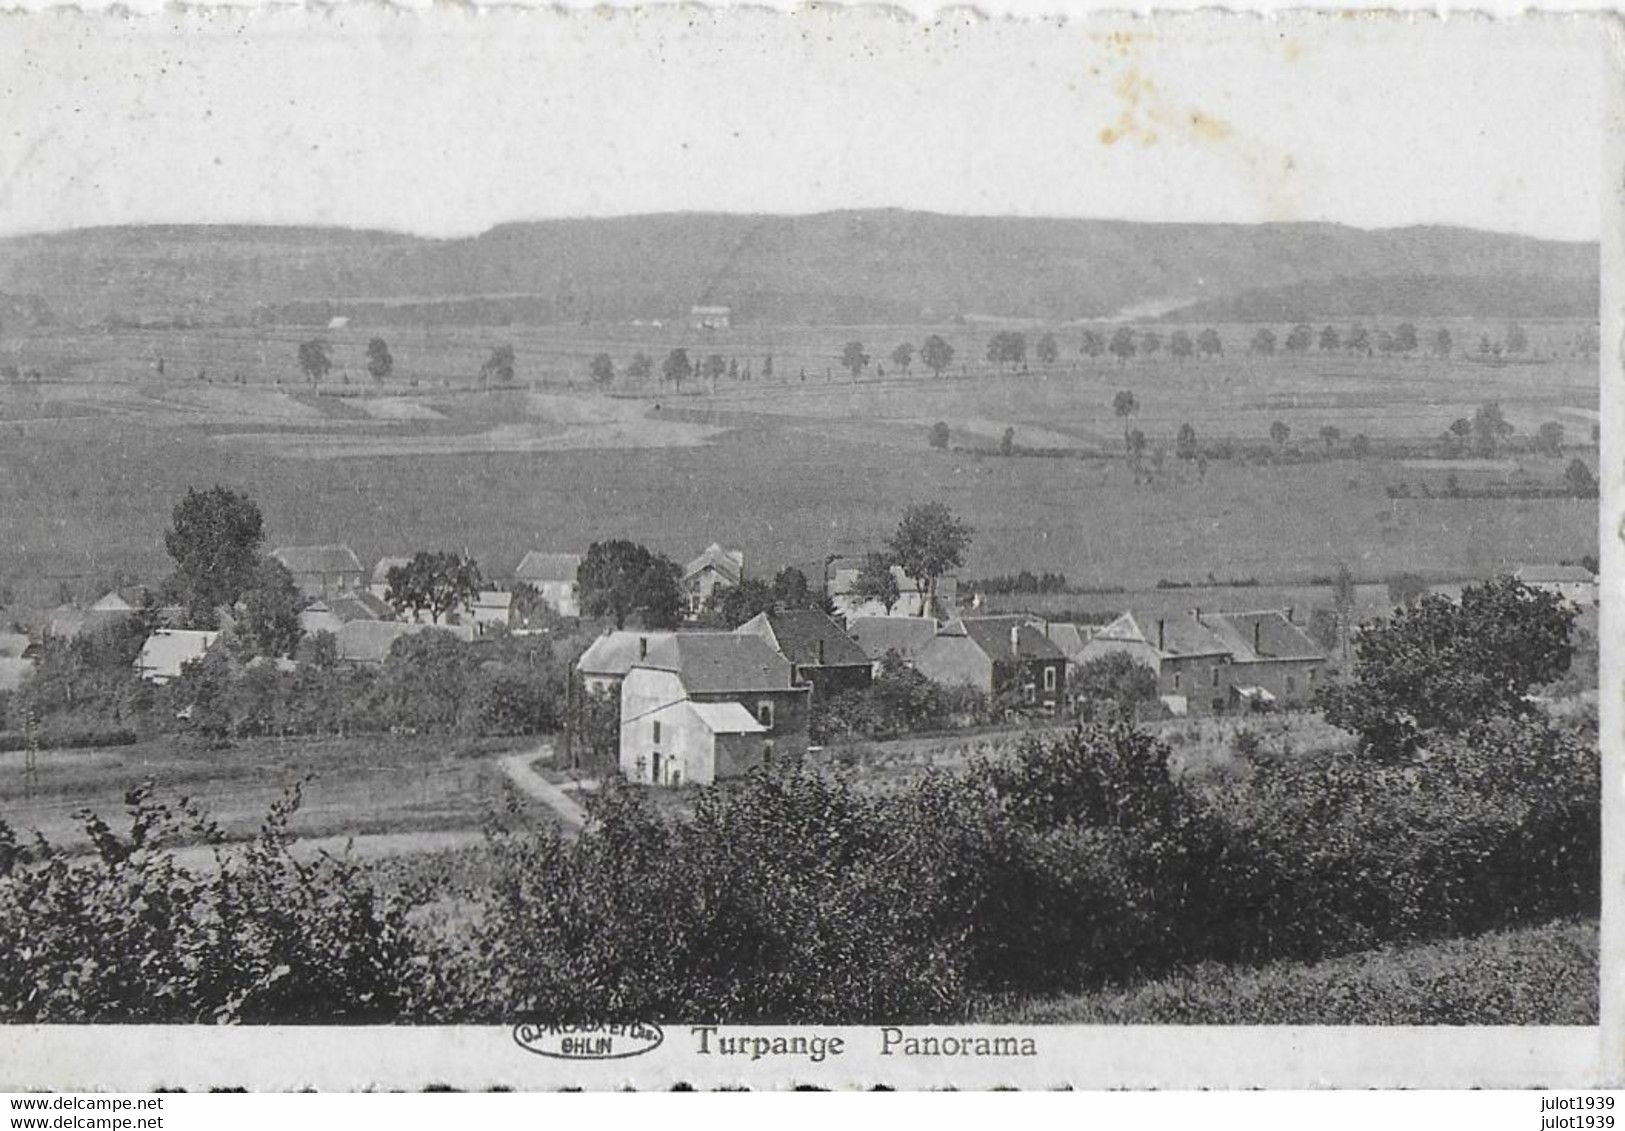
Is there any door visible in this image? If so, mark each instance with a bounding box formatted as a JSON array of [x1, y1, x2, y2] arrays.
[[651, 751, 662, 784]]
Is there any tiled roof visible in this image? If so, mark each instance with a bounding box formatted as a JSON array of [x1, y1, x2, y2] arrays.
[[577, 631, 677, 678], [335, 620, 472, 664], [515, 552, 582, 584], [1044, 623, 1092, 657], [690, 701, 769, 734], [327, 592, 394, 623], [683, 543, 744, 585], [849, 616, 938, 661], [1515, 564, 1596, 584], [136, 629, 219, 680], [1200, 611, 1325, 663], [738, 610, 869, 668], [639, 633, 794, 693], [272, 545, 364, 576], [371, 557, 412, 584], [956, 616, 1067, 663], [1096, 611, 1230, 658]]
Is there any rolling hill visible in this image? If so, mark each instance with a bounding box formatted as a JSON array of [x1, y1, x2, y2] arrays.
[[0, 211, 1598, 327]]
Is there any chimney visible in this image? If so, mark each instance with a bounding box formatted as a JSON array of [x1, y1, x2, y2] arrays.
[[1010, 624, 1021, 656], [638, 636, 648, 660], [1253, 620, 1262, 656], [817, 638, 826, 665], [1157, 618, 1165, 651]]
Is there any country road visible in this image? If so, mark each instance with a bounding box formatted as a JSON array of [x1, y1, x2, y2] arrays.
[[497, 744, 588, 833]]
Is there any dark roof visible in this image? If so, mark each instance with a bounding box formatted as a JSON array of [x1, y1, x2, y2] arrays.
[[849, 616, 938, 661], [1200, 611, 1325, 663], [1095, 611, 1231, 658], [272, 545, 364, 576], [955, 616, 1067, 663], [515, 552, 582, 583], [683, 543, 744, 585], [640, 633, 794, 693], [741, 609, 869, 668], [327, 591, 394, 622]]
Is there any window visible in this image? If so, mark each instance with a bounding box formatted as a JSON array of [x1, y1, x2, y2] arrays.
[[1043, 666, 1057, 692], [1173, 672, 1182, 692], [1024, 684, 1036, 704], [1286, 676, 1296, 694], [757, 700, 774, 729], [1211, 666, 1220, 688], [1308, 668, 1317, 686], [652, 720, 661, 744]]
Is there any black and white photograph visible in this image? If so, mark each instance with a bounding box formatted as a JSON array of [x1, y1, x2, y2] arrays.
[[0, 5, 1614, 1092]]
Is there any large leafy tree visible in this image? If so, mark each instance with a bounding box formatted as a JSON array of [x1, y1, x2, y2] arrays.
[[840, 341, 870, 379], [165, 486, 266, 614], [1320, 576, 1574, 757], [886, 503, 973, 619], [850, 551, 901, 613], [365, 338, 393, 382], [237, 557, 304, 657], [296, 340, 331, 384], [578, 540, 682, 629], [920, 334, 955, 379], [986, 331, 1027, 371], [384, 551, 483, 625], [661, 348, 692, 391]]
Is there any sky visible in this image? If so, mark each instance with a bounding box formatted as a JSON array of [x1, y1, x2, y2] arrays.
[[0, 8, 1609, 241]]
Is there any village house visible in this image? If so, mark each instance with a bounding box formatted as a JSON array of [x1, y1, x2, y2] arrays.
[[469, 590, 514, 632], [1041, 621, 1094, 665], [298, 590, 395, 637], [575, 630, 677, 695], [848, 615, 939, 671], [735, 609, 873, 701], [619, 633, 810, 787], [134, 628, 220, 683], [514, 552, 583, 618], [0, 633, 34, 693], [271, 545, 365, 601], [913, 615, 1070, 713], [1079, 607, 1325, 716], [681, 543, 745, 615], [828, 560, 960, 622], [1514, 564, 1598, 608], [335, 620, 474, 666]]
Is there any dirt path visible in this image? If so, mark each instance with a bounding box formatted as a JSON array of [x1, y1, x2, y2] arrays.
[[497, 745, 587, 834]]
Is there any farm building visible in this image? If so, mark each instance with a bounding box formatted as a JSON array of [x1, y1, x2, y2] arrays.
[[828, 560, 960, 621], [271, 545, 366, 601], [689, 305, 732, 330], [470, 590, 514, 632], [681, 543, 745, 615], [619, 633, 810, 787], [576, 630, 677, 694], [848, 615, 939, 668], [735, 609, 872, 700], [514, 552, 582, 618], [135, 629, 220, 683], [335, 620, 473, 666], [914, 615, 1069, 713], [1078, 608, 1325, 716], [1514, 564, 1598, 608], [299, 590, 395, 637]]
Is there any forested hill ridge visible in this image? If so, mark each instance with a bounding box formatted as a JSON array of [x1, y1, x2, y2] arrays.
[[0, 211, 1598, 327]]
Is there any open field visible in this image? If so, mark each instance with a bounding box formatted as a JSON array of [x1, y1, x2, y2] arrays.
[[0, 319, 1597, 613], [988, 916, 1598, 1025], [0, 733, 550, 849]]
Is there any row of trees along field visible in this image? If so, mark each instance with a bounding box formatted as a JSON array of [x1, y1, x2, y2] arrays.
[[0, 574, 1594, 1023]]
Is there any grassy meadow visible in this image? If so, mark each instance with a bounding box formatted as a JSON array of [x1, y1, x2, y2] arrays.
[[0, 318, 1598, 612]]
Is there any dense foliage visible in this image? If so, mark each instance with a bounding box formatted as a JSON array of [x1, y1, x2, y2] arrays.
[[812, 654, 990, 741], [1320, 576, 1573, 754], [0, 704, 1596, 1023]]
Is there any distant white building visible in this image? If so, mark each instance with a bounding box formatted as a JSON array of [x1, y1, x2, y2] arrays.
[[689, 305, 731, 330], [1514, 564, 1598, 608], [135, 629, 220, 683], [514, 552, 582, 618]]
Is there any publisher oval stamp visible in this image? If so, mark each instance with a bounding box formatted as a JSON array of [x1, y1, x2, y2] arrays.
[[512, 1023, 665, 1061]]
